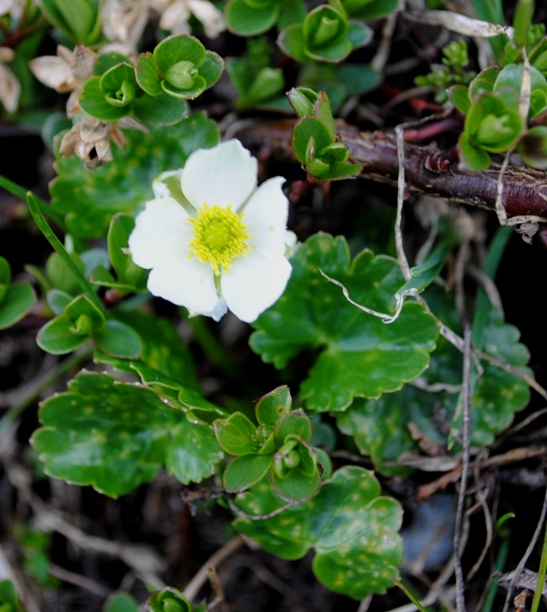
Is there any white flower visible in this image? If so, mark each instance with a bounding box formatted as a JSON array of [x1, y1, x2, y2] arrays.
[[128, 139, 293, 323]]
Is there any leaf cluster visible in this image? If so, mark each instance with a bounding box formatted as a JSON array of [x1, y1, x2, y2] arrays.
[[214, 386, 331, 501], [79, 35, 223, 126]]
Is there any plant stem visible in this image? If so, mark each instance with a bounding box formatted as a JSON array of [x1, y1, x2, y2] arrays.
[[26, 193, 106, 315], [395, 579, 428, 612], [531, 518, 547, 612]]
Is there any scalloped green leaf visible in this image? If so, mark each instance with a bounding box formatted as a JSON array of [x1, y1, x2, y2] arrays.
[[338, 290, 533, 471], [166, 418, 224, 485], [336, 392, 421, 476], [251, 234, 439, 411], [234, 466, 403, 599], [50, 113, 219, 239], [31, 372, 222, 497], [0, 282, 36, 330]]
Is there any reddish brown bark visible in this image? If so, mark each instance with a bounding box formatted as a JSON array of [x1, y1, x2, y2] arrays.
[[235, 119, 547, 220]]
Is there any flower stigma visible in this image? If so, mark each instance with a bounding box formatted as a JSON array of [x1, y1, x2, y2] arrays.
[[189, 204, 250, 274]]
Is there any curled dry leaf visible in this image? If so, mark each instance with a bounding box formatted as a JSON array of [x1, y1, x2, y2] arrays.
[[101, 0, 149, 51], [151, 0, 226, 38], [59, 116, 146, 169], [30, 44, 96, 117], [0, 47, 20, 113]]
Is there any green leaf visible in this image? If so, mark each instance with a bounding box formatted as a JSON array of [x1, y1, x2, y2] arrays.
[[255, 386, 292, 426], [40, 0, 101, 44], [275, 410, 312, 444], [79, 77, 129, 121], [31, 372, 221, 497], [45, 251, 86, 296], [337, 0, 399, 19], [103, 593, 139, 612], [50, 113, 220, 239], [113, 310, 198, 390], [47, 289, 72, 316], [234, 466, 403, 599], [468, 67, 499, 101], [166, 418, 224, 485], [277, 24, 308, 63], [36, 293, 106, 355], [0, 579, 19, 611], [0, 283, 36, 330], [132, 90, 189, 126], [458, 132, 491, 172], [225, 0, 281, 36], [147, 587, 192, 612], [251, 234, 439, 411], [0, 256, 11, 303], [449, 84, 470, 115], [135, 53, 163, 96], [214, 412, 258, 455], [400, 287, 532, 449], [154, 35, 205, 74], [271, 464, 321, 501], [292, 117, 333, 165], [93, 319, 142, 359], [223, 453, 274, 492], [36, 315, 90, 354], [336, 394, 419, 476]]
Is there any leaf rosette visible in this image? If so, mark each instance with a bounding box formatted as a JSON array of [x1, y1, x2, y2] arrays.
[[136, 35, 223, 100], [278, 5, 370, 63]]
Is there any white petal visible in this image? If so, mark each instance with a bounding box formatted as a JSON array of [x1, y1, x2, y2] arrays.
[[243, 176, 289, 259], [222, 252, 292, 323], [181, 139, 257, 210], [152, 169, 183, 198], [147, 256, 220, 315], [128, 197, 193, 269]]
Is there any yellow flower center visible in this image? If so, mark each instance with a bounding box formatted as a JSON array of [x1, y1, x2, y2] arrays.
[[189, 204, 250, 274]]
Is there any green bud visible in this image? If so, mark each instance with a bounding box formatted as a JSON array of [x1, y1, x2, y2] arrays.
[[311, 15, 341, 47], [477, 114, 515, 147], [287, 87, 317, 117], [105, 79, 136, 107], [164, 61, 198, 90], [283, 449, 301, 470], [71, 314, 93, 336]]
